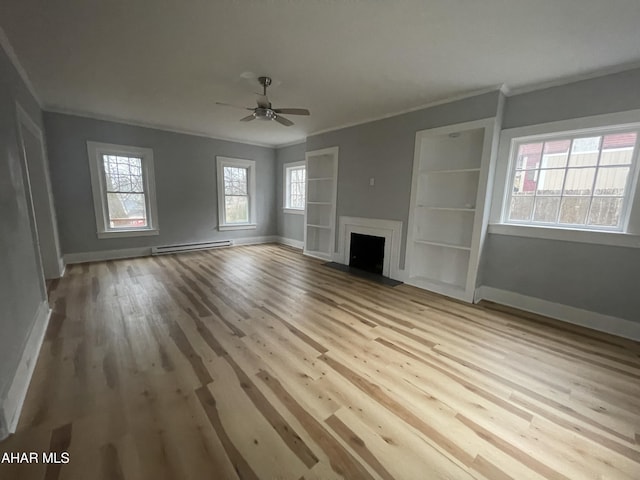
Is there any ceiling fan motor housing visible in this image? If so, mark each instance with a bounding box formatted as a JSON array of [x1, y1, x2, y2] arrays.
[[254, 107, 276, 120]]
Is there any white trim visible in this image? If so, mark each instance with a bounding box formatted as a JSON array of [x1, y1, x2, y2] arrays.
[[309, 86, 504, 138], [63, 237, 280, 264], [46, 107, 275, 148], [284, 160, 306, 212], [232, 235, 279, 246], [16, 102, 64, 279], [488, 223, 640, 248], [405, 117, 499, 302], [97, 228, 159, 239], [475, 286, 640, 341], [0, 301, 50, 440], [337, 216, 403, 280], [64, 247, 152, 264], [218, 223, 257, 231], [0, 26, 42, 107], [87, 141, 160, 238], [276, 139, 307, 149], [277, 236, 304, 249], [216, 156, 257, 230], [506, 60, 640, 97], [304, 147, 339, 261], [283, 208, 304, 215], [490, 110, 640, 235]]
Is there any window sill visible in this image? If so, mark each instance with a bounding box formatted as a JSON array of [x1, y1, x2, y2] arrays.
[[488, 224, 640, 248], [97, 228, 159, 239], [218, 223, 257, 231], [283, 208, 304, 215]]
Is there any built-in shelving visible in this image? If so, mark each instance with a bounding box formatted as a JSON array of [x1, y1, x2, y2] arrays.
[[406, 118, 499, 302], [304, 147, 339, 260]]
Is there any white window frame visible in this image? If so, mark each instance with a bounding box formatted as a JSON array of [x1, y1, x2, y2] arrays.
[[283, 160, 306, 215], [489, 109, 640, 248], [216, 156, 256, 231], [87, 141, 159, 239]]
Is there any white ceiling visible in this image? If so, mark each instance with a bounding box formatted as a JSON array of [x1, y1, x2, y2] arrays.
[[2, 0, 640, 146]]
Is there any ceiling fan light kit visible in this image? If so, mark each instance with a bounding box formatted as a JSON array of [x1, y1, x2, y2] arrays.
[[217, 76, 310, 127]]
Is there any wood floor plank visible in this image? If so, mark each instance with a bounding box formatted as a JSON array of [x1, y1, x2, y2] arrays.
[[2, 244, 639, 480]]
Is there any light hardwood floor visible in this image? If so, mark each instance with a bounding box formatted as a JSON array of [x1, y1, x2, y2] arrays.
[[1, 244, 639, 479]]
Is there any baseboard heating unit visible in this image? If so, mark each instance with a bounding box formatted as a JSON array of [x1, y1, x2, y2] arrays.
[[151, 240, 232, 255]]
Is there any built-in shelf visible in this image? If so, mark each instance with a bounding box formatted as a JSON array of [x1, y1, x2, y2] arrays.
[[418, 205, 476, 212], [414, 239, 471, 251], [420, 168, 481, 174], [406, 119, 498, 302], [304, 147, 339, 261]]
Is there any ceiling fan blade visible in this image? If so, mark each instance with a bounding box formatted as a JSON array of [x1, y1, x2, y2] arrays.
[[256, 95, 270, 108], [273, 108, 310, 116], [274, 115, 294, 127], [216, 102, 254, 110], [240, 114, 256, 122]]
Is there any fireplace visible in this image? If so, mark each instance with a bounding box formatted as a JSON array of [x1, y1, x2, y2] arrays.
[[349, 233, 385, 274], [337, 216, 403, 280]]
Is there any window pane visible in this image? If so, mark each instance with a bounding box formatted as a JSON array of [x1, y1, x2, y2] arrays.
[[536, 169, 565, 195], [563, 168, 595, 195], [558, 197, 590, 225], [533, 197, 560, 223], [225, 196, 249, 223], [600, 132, 636, 165], [107, 192, 147, 228], [541, 139, 570, 168], [512, 170, 537, 195], [103, 155, 144, 193], [508, 196, 534, 221], [569, 136, 600, 166], [594, 166, 630, 196], [588, 197, 623, 227], [223, 166, 248, 195], [515, 143, 542, 170]]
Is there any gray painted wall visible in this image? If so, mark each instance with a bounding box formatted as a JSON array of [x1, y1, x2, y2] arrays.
[[44, 112, 277, 255], [276, 143, 306, 243], [504, 67, 640, 129], [0, 45, 47, 423], [482, 235, 640, 321], [306, 91, 501, 268], [482, 68, 640, 322]]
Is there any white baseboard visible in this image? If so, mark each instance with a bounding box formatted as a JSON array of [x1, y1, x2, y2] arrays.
[[233, 235, 279, 246], [64, 247, 152, 264], [0, 300, 51, 440], [63, 237, 284, 264], [475, 286, 640, 341], [277, 236, 304, 249]]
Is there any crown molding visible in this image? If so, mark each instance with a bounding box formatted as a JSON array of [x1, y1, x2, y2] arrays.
[[44, 107, 278, 148], [507, 60, 640, 97], [308, 85, 505, 138]]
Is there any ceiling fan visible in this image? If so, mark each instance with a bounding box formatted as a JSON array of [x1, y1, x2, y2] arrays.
[[216, 76, 310, 127]]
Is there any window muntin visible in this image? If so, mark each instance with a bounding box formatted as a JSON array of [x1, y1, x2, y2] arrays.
[[506, 130, 638, 230], [285, 163, 306, 210], [223, 166, 249, 223], [102, 154, 148, 228], [216, 157, 256, 230], [87, 142, 158, 238]]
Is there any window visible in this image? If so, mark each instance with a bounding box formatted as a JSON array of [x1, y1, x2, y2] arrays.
[[87, 141, 159, 238], [284, 161, 306, 214], [504, 127, 639, 231], [216, 156, 256, 230]]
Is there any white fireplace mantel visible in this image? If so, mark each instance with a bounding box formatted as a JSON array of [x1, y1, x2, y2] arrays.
[[336, 216, 403, 280]]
